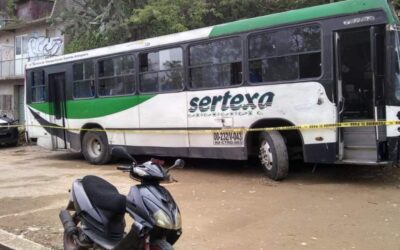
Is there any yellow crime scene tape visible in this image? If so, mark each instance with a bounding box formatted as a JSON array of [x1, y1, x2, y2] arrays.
[[1, 120, 400, 134]]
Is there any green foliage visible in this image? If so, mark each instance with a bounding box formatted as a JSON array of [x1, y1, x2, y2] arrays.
[[64, 31, 109, 54], [393, 0, 400, 13], [54, 0, 147, 53], [61, 0, 400, 53], [130, 0, 333, 39], [5, 0, 15, 17], [130, 0, 208, 37]]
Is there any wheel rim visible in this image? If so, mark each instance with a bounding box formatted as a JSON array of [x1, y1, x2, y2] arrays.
[[260, 139, 274, 171], [87, 137, 102, 159]]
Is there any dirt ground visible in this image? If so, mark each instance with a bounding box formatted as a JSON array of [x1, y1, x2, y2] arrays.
[[0, 145, 399, 250]]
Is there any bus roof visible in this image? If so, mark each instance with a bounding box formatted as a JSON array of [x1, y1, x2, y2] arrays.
[[27, 0, 395, 70]]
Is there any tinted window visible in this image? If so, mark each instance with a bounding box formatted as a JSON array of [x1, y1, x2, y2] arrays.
[[249, 25, 321, 83], [299, 53, 321, 78], [140, 48, 183, 72], [250, 56, 299, 83], [139, 48, 184, 93], [249, 25, 321, 58], [189, 37, 242, 89], [190, 38, 242, 65], [32, 70, 44, 86], [31, 70, 46, 102], [98, 59, 114, 77], [98, 55, 135, 96], [73, 61, 95, 98]]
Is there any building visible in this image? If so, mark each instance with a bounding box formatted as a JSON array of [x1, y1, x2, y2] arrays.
[[0, 0, 67, 123]]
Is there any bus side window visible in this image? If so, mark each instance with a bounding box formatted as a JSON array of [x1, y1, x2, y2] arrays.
[[97, 55, 135, 97], [31, 70, 46, 102], [248, 24, 321, 84], [189, 37, 242, 89], [73, 61, 95, 98], [139, 48, 184, 93]]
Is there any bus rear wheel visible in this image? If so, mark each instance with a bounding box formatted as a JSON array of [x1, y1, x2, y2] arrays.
[[259, 131, 289, 181], [82, 131, 111, 165]]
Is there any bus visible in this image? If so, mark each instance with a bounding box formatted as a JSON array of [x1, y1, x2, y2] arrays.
[[25, 0, 400, 180]]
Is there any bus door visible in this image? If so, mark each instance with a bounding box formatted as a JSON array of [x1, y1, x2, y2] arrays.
[[48, 72, 68, 150], [335, 26, 386, 162]]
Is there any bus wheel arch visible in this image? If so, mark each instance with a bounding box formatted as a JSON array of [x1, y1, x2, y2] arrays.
[[80, 123, 111, 165], [245, 119, 304, 180]]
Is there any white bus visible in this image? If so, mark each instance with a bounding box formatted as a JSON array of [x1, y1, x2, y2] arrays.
[[25, 0, 400, 180]]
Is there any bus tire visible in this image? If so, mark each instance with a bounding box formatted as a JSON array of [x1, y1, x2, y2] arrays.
[[259, 131, 289, 181], [82, 131, 111, 165]]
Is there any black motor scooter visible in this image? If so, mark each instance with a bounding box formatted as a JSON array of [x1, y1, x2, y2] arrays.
[[59, 147, 184, 250]]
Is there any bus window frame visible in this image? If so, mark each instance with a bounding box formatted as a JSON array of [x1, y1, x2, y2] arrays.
[[138, 46, 186, 95], [246, 22, 324, 86], [96, 53, 137, 98], [72, 60, 97, 100], [187, 35, 245, 91]]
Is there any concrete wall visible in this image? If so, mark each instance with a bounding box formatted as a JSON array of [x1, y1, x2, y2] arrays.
[[0, 22, 65, 122], [16, 0, 54, 22], [16, 23, 64, 60], [0, 31, 15, 59]]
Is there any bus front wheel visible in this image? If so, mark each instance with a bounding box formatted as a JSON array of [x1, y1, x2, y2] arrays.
[[259, 131, 289, 181], [82, 131, 111, 165]]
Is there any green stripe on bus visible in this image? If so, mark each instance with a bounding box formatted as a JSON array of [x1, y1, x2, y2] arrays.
[[209, 0, 395, 38], [30, 102, 51, 115], [30, 94, 155, 119]]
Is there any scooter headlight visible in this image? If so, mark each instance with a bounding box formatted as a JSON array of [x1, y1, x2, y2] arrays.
[[154, 210, 174, 230]]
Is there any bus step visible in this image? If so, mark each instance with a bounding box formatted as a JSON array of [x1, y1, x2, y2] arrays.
[[344, 145, 377, 150], [343, 147, 377, 161], [342, 126, 377, 148]]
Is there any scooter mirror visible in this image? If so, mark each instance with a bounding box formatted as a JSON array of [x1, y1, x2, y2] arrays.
[[111, 147, 136, 162], [174, 159, 185, 169]]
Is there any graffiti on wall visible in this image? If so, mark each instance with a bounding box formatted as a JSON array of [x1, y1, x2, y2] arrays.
[[28, 36, 63, 59]]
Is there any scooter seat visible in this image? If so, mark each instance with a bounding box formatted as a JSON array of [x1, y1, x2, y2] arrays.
[[82, 176, 126, 214]]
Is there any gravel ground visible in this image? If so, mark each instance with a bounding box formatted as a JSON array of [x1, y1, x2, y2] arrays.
[[0, 145, 399, 250]]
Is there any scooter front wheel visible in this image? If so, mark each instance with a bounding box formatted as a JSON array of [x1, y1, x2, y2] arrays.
[[63, 232, 87, 250]]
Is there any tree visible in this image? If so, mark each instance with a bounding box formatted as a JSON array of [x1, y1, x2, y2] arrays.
[[129, 0, 208, 37], [130, 0, 334, 39], [53, 0, 148, 53], [57, 0, 343, 53], [0, 0, 17, 19], [393, 0, 400, 13]]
